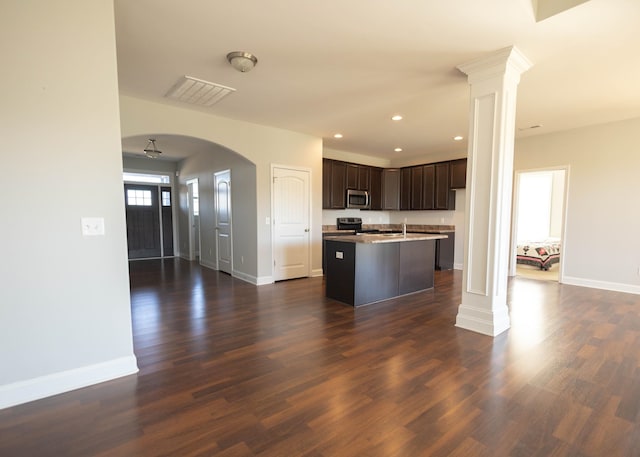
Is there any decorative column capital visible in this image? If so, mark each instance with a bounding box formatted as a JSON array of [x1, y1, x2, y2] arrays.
[[457, 46, 533, 85]]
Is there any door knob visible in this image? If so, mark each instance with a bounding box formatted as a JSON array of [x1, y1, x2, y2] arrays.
[[304, 228, 310, 232]]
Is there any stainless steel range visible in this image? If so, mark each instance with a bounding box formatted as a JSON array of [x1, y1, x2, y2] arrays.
[[336, 217, 382, 233]]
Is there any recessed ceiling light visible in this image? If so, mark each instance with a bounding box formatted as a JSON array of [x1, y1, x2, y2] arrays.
[[453, 135, 463, 141], [391, 115, 403, 121], [394, 148, 403, 152], [333, 133, 343, 139]]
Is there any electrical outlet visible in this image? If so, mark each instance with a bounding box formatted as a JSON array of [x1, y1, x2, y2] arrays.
[[241, 256, 244, 264]]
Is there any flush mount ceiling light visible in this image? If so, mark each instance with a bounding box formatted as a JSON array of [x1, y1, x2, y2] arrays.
[[226, 51, 258, 72], [143, 139, 162, 159]]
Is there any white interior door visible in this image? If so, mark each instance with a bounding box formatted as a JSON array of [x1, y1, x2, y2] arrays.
[[215, 170, 232, 275], [273, 166, 310, 281], [187, 180, 200, 261]]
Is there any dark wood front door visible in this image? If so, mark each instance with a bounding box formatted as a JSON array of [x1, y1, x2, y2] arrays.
[[125, 184, 161, 259]]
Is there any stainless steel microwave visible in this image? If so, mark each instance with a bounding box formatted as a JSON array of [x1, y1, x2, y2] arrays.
[[346, 189, 370, 209]]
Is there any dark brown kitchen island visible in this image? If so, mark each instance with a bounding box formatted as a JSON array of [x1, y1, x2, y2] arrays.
[[324, 233, 447, 307]]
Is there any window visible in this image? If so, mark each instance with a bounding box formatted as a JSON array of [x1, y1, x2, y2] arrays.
[[162, 191, 171, 207], [123, 172, 170, 184], [127, 189, 152, 206], [192, 186, 199, 216], [188, 179, 200, 216]]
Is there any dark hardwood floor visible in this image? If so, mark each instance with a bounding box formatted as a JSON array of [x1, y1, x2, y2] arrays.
[[2, 259, 640, 456]]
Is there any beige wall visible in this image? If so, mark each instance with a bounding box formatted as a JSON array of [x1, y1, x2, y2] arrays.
[[177, 145, 258, 279], [1, 0, 137, 407], [120, 96, 324, 281], [515, 117, 640, 293]]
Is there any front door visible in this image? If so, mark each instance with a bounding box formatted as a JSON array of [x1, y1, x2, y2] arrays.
[[124, 184, 161, 259], [273, 166, 310, 281], [215, 170, 232, 275]]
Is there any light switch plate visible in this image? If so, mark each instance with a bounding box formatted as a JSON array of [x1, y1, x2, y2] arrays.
[[81, 217, 105, 236], [336, 251, 343, 259]]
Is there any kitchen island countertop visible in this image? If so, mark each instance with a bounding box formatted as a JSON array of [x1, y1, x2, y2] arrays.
[[323, 233, 447, 244]]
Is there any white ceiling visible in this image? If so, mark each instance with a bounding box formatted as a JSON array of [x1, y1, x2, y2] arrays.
[[115, 0, 640, 162]]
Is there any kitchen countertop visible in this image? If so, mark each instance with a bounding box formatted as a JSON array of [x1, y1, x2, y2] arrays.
[[323, 233, 447, 244], [322, 224, 455, 235]]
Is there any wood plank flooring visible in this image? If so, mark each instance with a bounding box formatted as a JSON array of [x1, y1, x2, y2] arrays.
[[2, 259, 640, 456]]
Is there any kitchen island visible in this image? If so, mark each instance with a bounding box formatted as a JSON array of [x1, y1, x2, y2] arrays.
[[324, 233, 447, 307]]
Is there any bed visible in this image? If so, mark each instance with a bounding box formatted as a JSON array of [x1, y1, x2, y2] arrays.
[[516, 239, 561, 270]]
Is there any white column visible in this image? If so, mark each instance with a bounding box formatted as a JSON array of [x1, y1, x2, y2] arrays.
[[455, 46, 532, 336]]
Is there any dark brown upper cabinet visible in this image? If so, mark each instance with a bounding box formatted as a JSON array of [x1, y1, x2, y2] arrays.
[[382, 169, 400, 210], [369, 167, 383, 210], [346, 164, 359, 190], [322, 159, 332, 209], [410, 166, 423, 210], [422, 164, 435, 210], [400, 168, 412, 210], [435, 162, 455, 210], [323, 157, 462, 211], [358, 166, 371, 192], [449, 158, 467, 189], [346, 163, 371, 191], [328, 160, 347, 209]]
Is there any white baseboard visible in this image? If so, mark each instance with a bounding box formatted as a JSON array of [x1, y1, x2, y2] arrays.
[[200, 258, 217, 270], [0, 355, 138, 410], [230, 270, 274, 286], [232, 270, 256, 284], [255, 275, 274, 285], [311, 268, 324, 278], [455, 303, 510, 337], [562, 276, 640, 295]]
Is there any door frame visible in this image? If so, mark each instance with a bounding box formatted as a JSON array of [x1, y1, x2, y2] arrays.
[[271, 164, 312, 280], [186, 178, 200, 261], [509, 165, 570, 283], [123, 170, 177, 259]]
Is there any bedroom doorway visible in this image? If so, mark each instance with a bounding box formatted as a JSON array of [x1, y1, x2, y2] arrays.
[[510, 167, 568, 282]]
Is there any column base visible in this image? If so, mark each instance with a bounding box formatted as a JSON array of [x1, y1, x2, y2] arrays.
[[455, 303, 510, 336]]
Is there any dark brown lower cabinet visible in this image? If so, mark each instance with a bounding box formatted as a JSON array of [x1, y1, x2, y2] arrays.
[[325, 238, 436, 307], [434, 232, 455, 270]]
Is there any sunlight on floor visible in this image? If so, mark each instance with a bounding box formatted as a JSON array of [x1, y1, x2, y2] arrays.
[[516, 263, 559, 281]]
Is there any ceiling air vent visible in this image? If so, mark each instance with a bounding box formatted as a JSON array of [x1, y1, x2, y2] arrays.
[[165, 75, 236, 107]]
